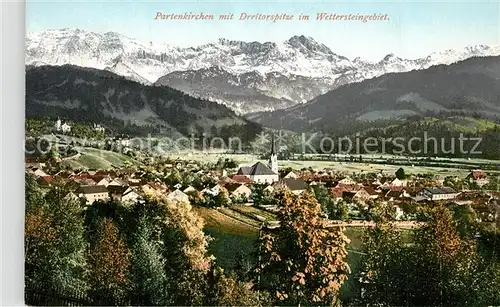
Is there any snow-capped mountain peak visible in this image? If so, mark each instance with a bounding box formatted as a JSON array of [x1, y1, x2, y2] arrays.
[[26, 28, 500, 114], [382, 53, 398, 61], [286, 35, 334, 55]]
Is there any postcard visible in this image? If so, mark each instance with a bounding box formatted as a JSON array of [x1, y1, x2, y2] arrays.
[[25, 1, 500, 306]]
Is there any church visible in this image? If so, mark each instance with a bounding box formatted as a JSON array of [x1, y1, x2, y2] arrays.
[[236, 134, 279, 184], [54, 117, 71, 133]]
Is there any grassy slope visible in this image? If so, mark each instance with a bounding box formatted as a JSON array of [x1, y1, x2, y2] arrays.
[[60, 147, 140, 170], [193, 205, 412, 301], [192, 206, 259, 270], [230, 205, 278, 221], [218, 207, 262, 227]]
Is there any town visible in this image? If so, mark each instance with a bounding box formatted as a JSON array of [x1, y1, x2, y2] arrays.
[[14, 2, 500, 305], [24, 116, 500, 306], [25, 122, 500, 305], [26, 120, 500, 227]]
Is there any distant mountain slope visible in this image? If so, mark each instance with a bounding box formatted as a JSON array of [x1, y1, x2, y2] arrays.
[[26, 28, 500, 113], [249, 56, 500, 133], [347, 116, 500, 159], [25, 65, 261, 141], [154, 67, 333, 114]]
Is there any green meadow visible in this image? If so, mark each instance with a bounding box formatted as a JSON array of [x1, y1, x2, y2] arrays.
[[193, 205, 413, 301]]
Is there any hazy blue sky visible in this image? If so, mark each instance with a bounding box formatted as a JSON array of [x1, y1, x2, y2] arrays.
[[27, 0, 500, 61]]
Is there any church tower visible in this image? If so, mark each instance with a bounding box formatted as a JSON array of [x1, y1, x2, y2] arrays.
[[268, 133, 278, 174], [55, 116, 62, 131]]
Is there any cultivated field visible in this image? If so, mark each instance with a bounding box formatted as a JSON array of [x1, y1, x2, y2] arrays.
[[192, 204, 397, 301]]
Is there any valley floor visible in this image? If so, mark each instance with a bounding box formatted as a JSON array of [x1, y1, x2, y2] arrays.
[[193, 204, 414, 302], [169, 151, 500, 177]]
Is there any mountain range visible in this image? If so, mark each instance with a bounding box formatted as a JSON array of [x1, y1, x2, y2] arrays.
[[26, 28, 500, 114], [25, 65, 261, 142], [248, 56, 500, 134]]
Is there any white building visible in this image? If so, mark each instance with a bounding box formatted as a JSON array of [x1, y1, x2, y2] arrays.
[[235, 135, 279, 184], [55, 117, 71, 133], [390, 178, 407, 187], [418, 187, 459, 201], [76, 185, 109, 205], [114, 134, 131, 147], [55, 118, 62, 131], [93, 123, 106, 133], [338, 177, 358, 185], [225, 183, 252, 201], [394, 205, 404, 220], [61, 123, 71, 133], [238, 162, 279, 184], [201, 184, 223, 197], [274, 178, 309, 195], [284, 171, 299, 179]]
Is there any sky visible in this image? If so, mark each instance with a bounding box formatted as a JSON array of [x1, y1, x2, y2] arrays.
[[27, 0, 500, 61]]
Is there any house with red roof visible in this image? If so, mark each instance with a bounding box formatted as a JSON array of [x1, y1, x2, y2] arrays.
[[37, 175, 54, 187], [466, 170, 489, 187], [230, 174, 252, 184]]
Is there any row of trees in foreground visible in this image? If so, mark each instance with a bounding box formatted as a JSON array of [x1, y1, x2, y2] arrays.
[[25, 174, 500, 306], [361, 203, 500, 306]]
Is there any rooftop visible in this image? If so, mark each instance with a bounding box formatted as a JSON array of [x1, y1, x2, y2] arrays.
[[423, 187, 457, 194], [249, 162, 277, 176], [280, 178, 308, 191], [76, 185, 108, 194]]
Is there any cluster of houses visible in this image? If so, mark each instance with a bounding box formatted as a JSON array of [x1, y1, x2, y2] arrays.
[[27, 168, 146, 205], [54, 118, 107, 135], [113, 134, 131, 147], [25, 135, 497, 221], [466, 169, 490, 187], [93, 123, 106, 133], [26, 161, 493, 215], [26, 161, 497, 219]]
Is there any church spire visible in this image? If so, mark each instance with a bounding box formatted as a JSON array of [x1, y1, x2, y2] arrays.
[[268, 132, 278, 174], [270, 133, 276, 155]]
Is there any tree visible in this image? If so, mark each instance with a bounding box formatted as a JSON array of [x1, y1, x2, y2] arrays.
[[252, 184, 275, 207], [256, 191, 350, 305], [88, 218, 131, 304], [395, 167, 406, 180], [155, 197, 212, 305], [213, 187, 229, 207], [25, 183, 88, 295], [186, 189, 204, 205], [449, 203, 478, 238], [312, 185, 334, 218], [412, 204, 479, 305], [361, 204, 483, 306], [166, 169, 182, 186], [484, 175, 499, 191], [278, 167, 294, 178], [368, 199, 396, 223], [25, 207, 58, 289], [25, 173, 44, 212], [129, 216, 170, 305], [361, 222, 412, 304], [312, 185, 349, 220], [215, 157, 237, 170], [233, 250, 253, 282], [338, 201, 349, 221], [205, 266, 264, 306]]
